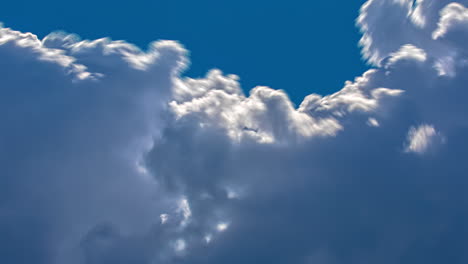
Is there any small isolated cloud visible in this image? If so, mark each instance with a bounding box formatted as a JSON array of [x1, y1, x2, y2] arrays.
[[2, 1, 468, 264], [405, 124, 443, 154], [367, 117, 380, 127], [216, 222, 229, 232]]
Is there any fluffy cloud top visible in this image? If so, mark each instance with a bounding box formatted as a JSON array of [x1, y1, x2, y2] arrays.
[[1, 1, 468, 263]]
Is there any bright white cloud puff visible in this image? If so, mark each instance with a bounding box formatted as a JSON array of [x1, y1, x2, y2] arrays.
[[405, 124, 443, 154], [1, 1, 468, 264]]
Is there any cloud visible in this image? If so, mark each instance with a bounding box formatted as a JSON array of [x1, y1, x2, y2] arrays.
[[0, 25, 187, 264], [357, 0, 468, 67], [405, 124, 443, 154], [433, 3, 468, 40], [2, 0, 468, 263]]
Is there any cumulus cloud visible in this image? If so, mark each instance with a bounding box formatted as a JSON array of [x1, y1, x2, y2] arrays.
[[0, 25, 187, 264], [2, 0, 468, 264], [357, 0, 468, 67], [433, 3, 468, 40], [405, 124, 443, 154]]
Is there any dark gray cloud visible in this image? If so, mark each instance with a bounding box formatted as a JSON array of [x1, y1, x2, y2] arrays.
[[2, 1, 468, 263]]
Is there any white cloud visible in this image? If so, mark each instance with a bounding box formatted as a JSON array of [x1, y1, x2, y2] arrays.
[[2, 1, 468, 264], [367, 117, 380, 127], [357, 0, 467, 66], [160, 214, 169, 224], [177, 198, 192, 227], [433, 3, 468, 40], [0, 24, 188, 264], [171, 71, 347, 144], [174, 239, 186, 252], [216, 222, 229, 232], [405, 124, 442, 154], [387, 45, 427, 65], [204, 234, 212, 244]]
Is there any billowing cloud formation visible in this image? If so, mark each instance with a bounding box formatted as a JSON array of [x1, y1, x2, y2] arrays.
[[0, 26, 188, 264], [2, 0, 468, 263]]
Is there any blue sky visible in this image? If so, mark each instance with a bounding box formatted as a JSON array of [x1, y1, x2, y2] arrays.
[[0, 0, 367, 104], [3, 1, 468, 264]]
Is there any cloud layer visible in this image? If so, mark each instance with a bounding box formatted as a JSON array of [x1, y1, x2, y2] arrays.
[[2, 0, 468, 263]]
